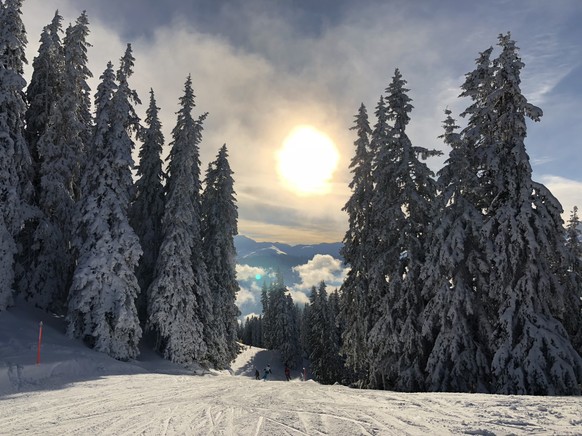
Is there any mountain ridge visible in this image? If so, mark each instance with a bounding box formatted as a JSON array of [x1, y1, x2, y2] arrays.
[[235, 235, 342, 262]]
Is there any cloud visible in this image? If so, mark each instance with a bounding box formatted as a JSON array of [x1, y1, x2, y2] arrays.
[[288, 290, 310, 306], [21, 0, 582, 245], [235, 264, 266, 282], [287, 254, 347, 305], [291, 254, 349, 293], [235, 286, 256, 307], [242, 312, 261, 321], [538, 175, 582, 219]]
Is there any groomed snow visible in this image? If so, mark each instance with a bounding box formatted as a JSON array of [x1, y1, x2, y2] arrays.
[[1, 301, 581, 435]]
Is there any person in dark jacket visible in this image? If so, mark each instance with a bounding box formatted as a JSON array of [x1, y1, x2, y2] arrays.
[[262, 364, 272, 381]]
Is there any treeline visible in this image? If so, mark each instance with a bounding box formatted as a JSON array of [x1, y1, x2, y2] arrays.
[[242, 33, 582, 396], [0, 2, 239, 368], [239, 280, 346, 385], [339, 34, 582, 395]]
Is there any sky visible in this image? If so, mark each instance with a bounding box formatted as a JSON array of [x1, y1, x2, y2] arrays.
[[20, 0, 582, 244]]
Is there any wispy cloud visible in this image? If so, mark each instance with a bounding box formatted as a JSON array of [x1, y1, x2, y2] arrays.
[[21, 0, 582, 244], [538, 175, 582, 218]]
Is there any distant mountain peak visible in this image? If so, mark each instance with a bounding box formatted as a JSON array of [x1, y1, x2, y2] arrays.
[[234, 235, 342, 260], [242, 245, 288, 259]]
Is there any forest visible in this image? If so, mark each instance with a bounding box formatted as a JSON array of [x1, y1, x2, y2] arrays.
[[1, 0, 581, 396], [241, 37, 582, 395], [0, 2, 239, 370]]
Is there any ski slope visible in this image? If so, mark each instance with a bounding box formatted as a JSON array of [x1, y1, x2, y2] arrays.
[[1, 302, 582, 435]]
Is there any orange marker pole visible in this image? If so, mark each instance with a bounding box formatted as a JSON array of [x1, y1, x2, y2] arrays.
[[36, 321, 43, 365]]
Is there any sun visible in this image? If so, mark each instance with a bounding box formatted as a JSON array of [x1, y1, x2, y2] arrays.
[[276, 125, 340, 195]]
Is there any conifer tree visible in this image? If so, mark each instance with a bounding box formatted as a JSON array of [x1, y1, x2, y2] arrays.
[[421, 109, 491, 392], [364, 93, 405, 389], [0, 215, 16, 311], [19, 11, 64, 308], [129, 89, 165, 324], [476, 34, 582, 395], [0, 0, 32, 203], [63, 11, 93, 168], [241, 315, 262, 347], [340, 103, 373, 381], [307, 285, 325, 379], [253, 315, 263, 347], [25, 11, 63, 173], [566, 207, 581, 271], [275, 285, 302, 368], [261, 281, 301, 367], [564, 206, 582, 354], [327, 289, 345, 383], [0, 0, 32, 310], [300, 302, 311, 358], [67, 50, 142, 360], [202, 144, 240, 368], [308, 283, 346, 384], [147, 76, 210, 365], [24, 12, 93, 312], [368, 69, 441, 391], [260, 282, 274, 349]]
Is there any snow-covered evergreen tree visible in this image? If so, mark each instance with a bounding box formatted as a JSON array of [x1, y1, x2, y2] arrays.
[[368, 69, 441, 391], [566, 207, 582, 270], [564, 206, 582, 354], [0, 215, 16, 310], [307, 285, 325, 380], [25, 11, 63, 173], [327, 289, 346, 383], [458, 46, 495, 213], [475, 34, 582, 395], [18, 11, 64, 307], [270, 284, 301, 368], [129, 89, 165, 324], [0, 0, 32, 204], [67, 50, 142, 361], [299, 302, 311, 359], [421, 109, 491, 392], [261, 282, 274, 349], [201, 144, 240, 368], [0, 0, 32, 311], [260, 280, 301, 366], [23, 12, 93, 312], [339, 103, 373, 382], [241, 315, 262, 347], [309, 282, 344, 384], [63, 11, 93, 169], [147, 76, 210, 365], [364, 94, 404, 389]]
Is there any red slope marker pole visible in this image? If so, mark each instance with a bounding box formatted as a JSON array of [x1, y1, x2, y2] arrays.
[[36, 321, 43, 365]]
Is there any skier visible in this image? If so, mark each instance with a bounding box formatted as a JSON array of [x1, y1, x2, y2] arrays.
[[284, 365, 291, 381], [262, 364, 272, 381], [255, 367, 260, 380]]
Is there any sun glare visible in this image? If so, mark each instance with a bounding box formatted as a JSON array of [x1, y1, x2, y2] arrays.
[[277, 125, 340, 195]]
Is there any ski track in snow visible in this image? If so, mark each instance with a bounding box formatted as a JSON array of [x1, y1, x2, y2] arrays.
[[2, 367, 582, 435], [2, 306, 582, 435]]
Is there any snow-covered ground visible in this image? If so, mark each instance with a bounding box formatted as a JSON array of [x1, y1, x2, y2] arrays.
[[1, 302, 582, 435]]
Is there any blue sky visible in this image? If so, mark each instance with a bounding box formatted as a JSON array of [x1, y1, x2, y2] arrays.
[[22, 0, 582, 244]]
